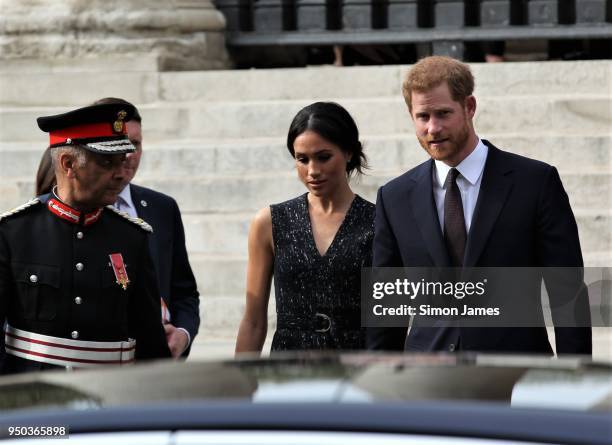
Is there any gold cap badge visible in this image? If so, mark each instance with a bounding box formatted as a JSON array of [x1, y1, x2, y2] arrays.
[[113, 110, 128, 133]]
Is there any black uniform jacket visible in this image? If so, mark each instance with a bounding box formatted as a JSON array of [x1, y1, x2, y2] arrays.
[[369, 142, 592, 355], [130, 184, 200, 355], [0, 194, 171, 373]]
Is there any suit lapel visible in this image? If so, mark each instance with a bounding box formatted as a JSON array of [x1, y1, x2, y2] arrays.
[[464, 144, 513, 267], [130, 184, 160, 272], [410, 160, 451, 267], [130, 184, 147, 220]]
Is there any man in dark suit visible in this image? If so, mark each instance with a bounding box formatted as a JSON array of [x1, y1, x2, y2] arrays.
[[369, 56, 591, 355], [94, 98, 200, 359]]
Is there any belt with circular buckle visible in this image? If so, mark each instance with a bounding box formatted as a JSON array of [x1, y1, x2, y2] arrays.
[[276, 312, 360, 333], [314, 312, 331, 333]]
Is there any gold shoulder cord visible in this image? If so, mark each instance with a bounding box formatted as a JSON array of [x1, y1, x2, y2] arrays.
[[0, 198, 41, 223], [105, 205, 153, 233]]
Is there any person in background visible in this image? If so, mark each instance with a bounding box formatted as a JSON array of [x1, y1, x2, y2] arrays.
[[35, 148, 56, 195], [92, 97, 200, 359], [236, 102, 375, 354]]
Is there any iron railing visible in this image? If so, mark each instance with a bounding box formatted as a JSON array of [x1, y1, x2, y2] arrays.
[[215, 0, 612, 59]]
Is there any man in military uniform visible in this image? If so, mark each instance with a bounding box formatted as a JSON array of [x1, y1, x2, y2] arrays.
[[0, 103, 171, 373]]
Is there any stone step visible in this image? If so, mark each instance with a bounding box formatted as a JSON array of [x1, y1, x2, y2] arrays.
[[1, 95, 610, 142], [138, 133, 612, 177], [190, 254, 246, 298], [1, 169, 609, 216], [199, 294, 278, 339], [162, 60, 612, 103], [0, 60, 609, 106], [190, 330, 612, 361], [180, 209, 612, 256], [0, 56, 161, 75], [0, 72, 160, 108], [194, 300, 612, 361], [2, 134, 610, 181], [109, 171, 612, 214], [190, 248, 612, 302], [191, 326, 612, 361], [189, 335, 275, 360], [583, 251, 612, 267]]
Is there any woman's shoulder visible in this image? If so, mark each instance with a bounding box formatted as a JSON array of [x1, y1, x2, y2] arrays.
[[270, 193, 307, 211], [269, 193, 307, 221], [354, 194, 376, 215], [251, 206, 272, 232]]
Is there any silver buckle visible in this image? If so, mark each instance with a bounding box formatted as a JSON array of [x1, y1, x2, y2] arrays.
[[315, 312, 331, 333]]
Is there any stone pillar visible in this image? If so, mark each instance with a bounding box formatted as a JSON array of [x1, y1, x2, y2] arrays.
[[0, 0, 231, 71]]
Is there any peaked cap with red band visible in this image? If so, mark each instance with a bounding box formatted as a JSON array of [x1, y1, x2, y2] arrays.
[[37, 103, 136, 155]]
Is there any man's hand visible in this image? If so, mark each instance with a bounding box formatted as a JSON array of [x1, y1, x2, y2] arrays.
[[164, 323, 189, 359]]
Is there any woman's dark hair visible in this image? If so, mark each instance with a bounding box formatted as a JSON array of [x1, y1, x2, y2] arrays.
[[35, 148, 56, 196], [287, 102, 367, 177]]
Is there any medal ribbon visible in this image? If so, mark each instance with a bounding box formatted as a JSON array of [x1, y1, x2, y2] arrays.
[[109, 253, 130, 290]]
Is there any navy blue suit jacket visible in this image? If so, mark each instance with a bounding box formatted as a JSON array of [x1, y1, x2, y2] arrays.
[[130, 184, 200, 355], [369, 142, 592, 355]]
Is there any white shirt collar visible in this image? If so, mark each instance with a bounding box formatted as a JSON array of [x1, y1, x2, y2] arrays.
[[117, 184, 135, 209], [434, 139, 488, 188]]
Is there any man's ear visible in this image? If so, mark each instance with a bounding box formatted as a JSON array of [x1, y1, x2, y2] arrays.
[[58, 152, 77, 178], [464, 95, 477, 119]]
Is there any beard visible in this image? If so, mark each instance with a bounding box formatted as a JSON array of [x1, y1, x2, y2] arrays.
[[417, 120, 471, 164]]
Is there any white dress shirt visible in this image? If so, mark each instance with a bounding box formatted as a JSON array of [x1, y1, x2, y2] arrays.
[[115, 185, 138, 218], [433, 139, 489, 234]]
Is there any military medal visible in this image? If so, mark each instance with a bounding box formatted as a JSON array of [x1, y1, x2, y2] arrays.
[[109, 253, 130, 290]]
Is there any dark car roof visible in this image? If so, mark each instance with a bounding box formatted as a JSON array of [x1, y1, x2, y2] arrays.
[[1, 353, 611, 444], [0, 353, 610, 411]]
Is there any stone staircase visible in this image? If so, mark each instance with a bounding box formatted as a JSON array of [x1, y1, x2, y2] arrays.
[[0, 60, 610, 359]]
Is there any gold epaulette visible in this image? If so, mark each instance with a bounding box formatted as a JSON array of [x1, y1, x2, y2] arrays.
[[105, 205, 153, 233], [0, 198, 41, 223]]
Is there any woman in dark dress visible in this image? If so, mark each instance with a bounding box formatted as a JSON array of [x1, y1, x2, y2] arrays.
[[235, 102, 375, 354]]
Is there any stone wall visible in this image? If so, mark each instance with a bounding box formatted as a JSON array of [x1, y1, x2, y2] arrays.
[[0, 0, 230, 71]]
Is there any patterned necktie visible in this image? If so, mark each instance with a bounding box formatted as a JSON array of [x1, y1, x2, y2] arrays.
[[444, 168, 467, 267], [114, 196, 125, 213]]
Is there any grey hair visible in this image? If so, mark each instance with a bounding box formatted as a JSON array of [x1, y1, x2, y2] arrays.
[[50, 145, 88, 169]]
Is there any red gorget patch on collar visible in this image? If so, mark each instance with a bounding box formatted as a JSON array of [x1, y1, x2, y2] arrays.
[[47, 198, 103, 226]]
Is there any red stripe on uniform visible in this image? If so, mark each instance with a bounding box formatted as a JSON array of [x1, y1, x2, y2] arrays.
[[5, 345, 135, 365], [83, 208, 103, 226], [5, 332, 136, 352], [49, 122, 126, 146]]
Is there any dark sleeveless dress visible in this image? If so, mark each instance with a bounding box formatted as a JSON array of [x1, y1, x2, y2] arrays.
[[270, 193, 375, 351]]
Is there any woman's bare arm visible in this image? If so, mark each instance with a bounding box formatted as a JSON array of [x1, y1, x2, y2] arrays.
[[235, 207, 274, 355]]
